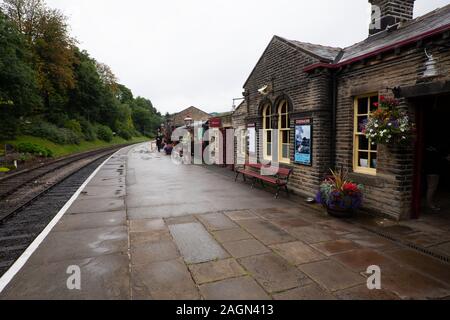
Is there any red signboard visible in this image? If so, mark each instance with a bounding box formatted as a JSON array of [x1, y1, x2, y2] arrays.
[[209, 117, 222, 128]]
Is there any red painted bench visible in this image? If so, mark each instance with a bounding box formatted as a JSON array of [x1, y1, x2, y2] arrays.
[[235, 163, 293, 198]]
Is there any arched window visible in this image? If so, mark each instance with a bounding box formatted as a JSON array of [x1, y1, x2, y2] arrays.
[[278, 100, 291, 163], [262, 103, 273, 161]]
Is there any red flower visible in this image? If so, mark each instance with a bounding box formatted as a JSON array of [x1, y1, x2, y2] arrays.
[[343, 183, 359, 194], [373, 102, 379, 108], [379, 96, 385, 102]]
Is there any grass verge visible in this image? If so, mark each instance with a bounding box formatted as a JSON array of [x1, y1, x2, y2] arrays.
[[2, 135, 150, 158]]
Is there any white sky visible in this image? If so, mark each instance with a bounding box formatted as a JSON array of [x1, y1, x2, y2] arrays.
[[46, 0, 450, 114]]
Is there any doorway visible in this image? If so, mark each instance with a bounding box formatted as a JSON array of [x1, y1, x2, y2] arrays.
[[414, 94, 450, 218]]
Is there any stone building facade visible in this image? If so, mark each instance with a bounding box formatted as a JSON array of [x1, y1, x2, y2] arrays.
[[170, 106, 211, 128], [232, 1, 450, 220]]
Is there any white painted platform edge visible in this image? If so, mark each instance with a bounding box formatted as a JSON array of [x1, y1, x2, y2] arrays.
[[0, 149, 122, 293]]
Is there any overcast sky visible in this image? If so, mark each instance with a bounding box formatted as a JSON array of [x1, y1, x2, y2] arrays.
[[46, 0, 449, 114]]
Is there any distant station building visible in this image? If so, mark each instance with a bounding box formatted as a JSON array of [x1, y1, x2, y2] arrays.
[[232, 1, 450, 220], [168, 106, 211, 128]]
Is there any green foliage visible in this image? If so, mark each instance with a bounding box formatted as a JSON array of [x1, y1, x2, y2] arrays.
[[21, 120, 81, 145], [0, 167, 10, 173], [16, 142, 53, 157], [0, 1, 162, 143], [96, 125, 113, 142], [78, 117, 96, 141], [64, 119, 82, 136]]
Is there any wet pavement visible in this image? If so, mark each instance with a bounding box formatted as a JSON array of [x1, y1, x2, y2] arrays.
[[1, 143, 450, 300]]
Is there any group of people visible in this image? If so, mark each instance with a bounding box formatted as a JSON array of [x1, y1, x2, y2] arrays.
[[156, 129, 173, 155]]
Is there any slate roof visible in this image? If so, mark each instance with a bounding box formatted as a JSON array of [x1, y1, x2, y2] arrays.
[[282, 3, 450, 67], [339, 4, 450, 64], [283, 39, 342, 62]]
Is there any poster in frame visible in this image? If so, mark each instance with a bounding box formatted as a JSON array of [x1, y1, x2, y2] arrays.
[[295, 118, 312, 166]]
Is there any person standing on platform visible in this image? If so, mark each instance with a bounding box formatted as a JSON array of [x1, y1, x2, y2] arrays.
[[156, 129, 163, 152]]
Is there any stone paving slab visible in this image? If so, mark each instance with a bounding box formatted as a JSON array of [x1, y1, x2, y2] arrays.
[[288, 225, 339, 244], [222, 239, 271, 259], [236, 219, 295, 245], [1, 254, 130, 300], [273, 283, 336, 300], [270, 218, 312, 230], [239, 253, 312, 293], [225, 210, 258, 221], [334, 285, 400, 300], [311, 239, 362, 256], [383, 248, 450, 285], [129, 219, 166, 233], [79, 185, 126, 199], [188, 258, 247, 285], [196, 213, 238, 231], [270, 241, 326, 266], [132, 259, 200, 300], [53, 211, 126, 232], [299, 260, 366, 292], [26, 226, 128, 266], [212, 228, 253, 243], [169, 222, 229, 264], [342, 232, 399, 251], [199, 276, 270, 300], [67, 198, 125, 214], [381, 265, 450, 299], [129, 230, 172, 248], [131, 241, 180, 266], [331, 249, 397, 273]]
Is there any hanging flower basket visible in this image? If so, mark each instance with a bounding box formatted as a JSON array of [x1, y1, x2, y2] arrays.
[[363, 96, 414, 145], [316, 169, 364, 218]]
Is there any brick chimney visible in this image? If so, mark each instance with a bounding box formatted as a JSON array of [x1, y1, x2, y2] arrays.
[[369, 0, 416, 35]]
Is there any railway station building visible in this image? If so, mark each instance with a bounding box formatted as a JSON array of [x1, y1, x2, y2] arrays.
[[232, 0, 450, 220]]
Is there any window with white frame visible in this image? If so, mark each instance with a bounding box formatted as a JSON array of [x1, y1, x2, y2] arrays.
[[278, 100, 291, 164], [262, 103, 273, 161], [353, 94, 378, 175]]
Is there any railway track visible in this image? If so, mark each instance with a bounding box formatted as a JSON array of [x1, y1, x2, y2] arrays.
[[0, 145, 129, 276]]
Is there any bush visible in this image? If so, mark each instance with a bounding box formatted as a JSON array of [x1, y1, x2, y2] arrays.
[[96, 125, 113, 142], [64, 119, 83, 136], [16, 142, 53, 158], [21, 120, 81, 145], [118, 129, 132, 140], [79, 119, 96, 141]]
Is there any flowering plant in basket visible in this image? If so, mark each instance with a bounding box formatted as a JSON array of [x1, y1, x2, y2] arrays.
[[363, 96, 414, 145], [316, 169, 364, 217]]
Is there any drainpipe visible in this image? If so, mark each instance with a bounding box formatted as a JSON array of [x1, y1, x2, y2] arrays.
[[331, 70, 338, 170]]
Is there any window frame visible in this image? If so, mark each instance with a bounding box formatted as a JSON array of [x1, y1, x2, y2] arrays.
[[353, 93, 378, 176], [278, 100, 291, 164], [262, 103, 273, 161]]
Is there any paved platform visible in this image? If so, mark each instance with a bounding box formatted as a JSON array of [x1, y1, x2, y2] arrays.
[[1, 143, 450, 300]]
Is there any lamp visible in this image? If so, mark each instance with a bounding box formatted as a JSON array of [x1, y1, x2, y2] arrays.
[[184, 116, 193, 128], [423, 48, 438, 78]]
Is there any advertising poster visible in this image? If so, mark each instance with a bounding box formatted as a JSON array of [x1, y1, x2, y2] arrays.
[[295, 118, 312, 166]]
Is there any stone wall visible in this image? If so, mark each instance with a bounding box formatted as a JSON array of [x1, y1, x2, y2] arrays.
[[334, 39, 450, 219], [234, 36, 334, 197]]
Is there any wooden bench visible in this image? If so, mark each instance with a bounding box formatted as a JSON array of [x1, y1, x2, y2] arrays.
[[235, 163, 293, 198]]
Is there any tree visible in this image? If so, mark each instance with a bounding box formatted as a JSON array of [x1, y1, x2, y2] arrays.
[[96, 61, 118, 93], [2, 0, 77, 117], [116, 83, 133, 104], [67, 49, 105, 122], [0, 10, 41, 139]]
